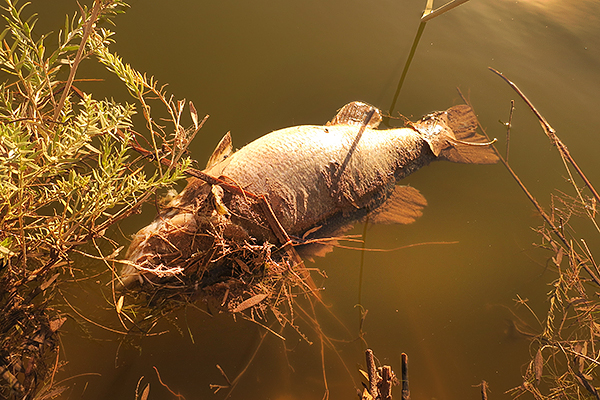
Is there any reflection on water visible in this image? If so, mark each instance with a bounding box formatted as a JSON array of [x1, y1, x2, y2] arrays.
[[518, 0, 600, 34], [23, 0, 600, 399]]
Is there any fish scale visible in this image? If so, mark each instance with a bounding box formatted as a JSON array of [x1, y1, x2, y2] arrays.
[[203, 124, 432, 234]]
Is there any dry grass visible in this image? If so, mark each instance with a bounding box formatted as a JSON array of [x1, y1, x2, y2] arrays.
[[461, 70, 600, 400]]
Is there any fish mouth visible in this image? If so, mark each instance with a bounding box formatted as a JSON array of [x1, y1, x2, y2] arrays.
[[116, 191, 304, 314], [118, 212, 217, 289]]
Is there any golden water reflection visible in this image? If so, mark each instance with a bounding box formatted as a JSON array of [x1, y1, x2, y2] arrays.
[[22, 0, 600, 398]]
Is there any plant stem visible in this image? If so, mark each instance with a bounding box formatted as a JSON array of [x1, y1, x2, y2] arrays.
[[52, 0, 103, 124], [421, 0, 471, 22], [489, 67, 600, 206]]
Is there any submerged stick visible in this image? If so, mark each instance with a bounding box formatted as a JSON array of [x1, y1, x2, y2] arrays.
[[366, 349, 379, 398], [480, 380, 489, 400], [221, 330, 269, 399], [357, 215, 369, 328], [152, 366, 185, 399], [362, 350, 397, 399], [380, 365, 394, 400], [354, 109, 376, 326]]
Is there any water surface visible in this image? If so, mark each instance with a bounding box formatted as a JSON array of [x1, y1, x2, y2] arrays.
[[28, 0, 600, 399]]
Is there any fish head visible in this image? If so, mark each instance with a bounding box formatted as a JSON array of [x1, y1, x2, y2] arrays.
[[118, 183, 241, 289]]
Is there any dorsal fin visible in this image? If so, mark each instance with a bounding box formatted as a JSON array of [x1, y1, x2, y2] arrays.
[[206, 132, 233, 169], [369, 185, 427, 225], [327, 101, 382, 128], [413, 105, 499, 165]]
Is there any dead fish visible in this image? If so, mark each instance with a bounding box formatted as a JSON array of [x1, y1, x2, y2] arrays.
[[120, 102, 498, 287]]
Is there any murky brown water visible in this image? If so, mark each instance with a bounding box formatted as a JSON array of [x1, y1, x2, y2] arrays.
[[26, 0, 600, 399]]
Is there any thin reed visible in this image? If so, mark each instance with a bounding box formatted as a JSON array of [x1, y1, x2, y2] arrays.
[[462, 70, 600, 400]]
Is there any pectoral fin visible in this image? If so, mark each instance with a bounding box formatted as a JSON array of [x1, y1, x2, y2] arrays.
[[297, 186, 427, 261], [296, 223, 355, 262], [369, 185, 427, 225], [296, 240, 337, 262]]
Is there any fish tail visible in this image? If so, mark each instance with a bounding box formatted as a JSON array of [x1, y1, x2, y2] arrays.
[[443, 105, 499, 164], [416, 104, 500, 164]]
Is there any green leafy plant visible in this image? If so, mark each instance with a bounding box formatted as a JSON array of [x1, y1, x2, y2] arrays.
[[0, 0, 200, 397]]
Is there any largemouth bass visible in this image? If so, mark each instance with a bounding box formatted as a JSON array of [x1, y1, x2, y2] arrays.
[[120, 102, 498, 288]]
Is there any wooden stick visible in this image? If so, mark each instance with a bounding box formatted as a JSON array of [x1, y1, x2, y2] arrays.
[[489, 67, 600, 206], [388, 22, 427, 119], [506, 100, 514, 162], [334, 108, 375, 184], [380, 365, 394, 400], [366, 349, 379, 398], [53, 1, 104, 124], [480, 380, 489, 400], [401, 353, 410, 400]]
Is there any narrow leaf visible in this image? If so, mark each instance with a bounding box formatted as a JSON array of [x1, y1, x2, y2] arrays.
[[189, 101, 198, 130], [232, 293, 268, 313], [140, 383, 150, 400], [534, 348, 543, 385], [116, 295, 124, 314]]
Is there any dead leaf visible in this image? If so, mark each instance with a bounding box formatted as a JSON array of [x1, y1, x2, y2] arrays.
[[232, 293, 268, 313], [534, 348, 543, 385], [552, 247, 564, 266], [358, 369, 370, 381], [49, 316, 67, 332], [189, 101, 198, 130], [108, 246, 124, 260], [361, 388, 374, 400], [140, 383, 150, 400], [41, 273, 60, 291], [234, 258, 251, 274], [116, 296, 124, 314]]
